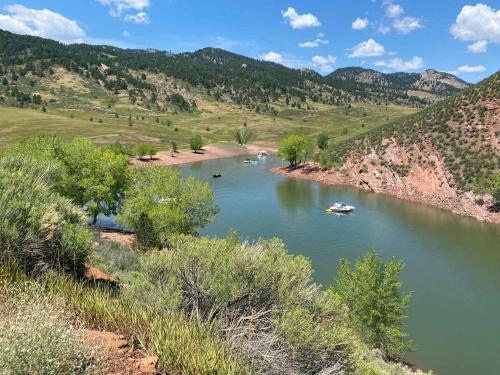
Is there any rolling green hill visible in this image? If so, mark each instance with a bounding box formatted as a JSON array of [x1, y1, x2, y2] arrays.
[[0, 28, 424, 148], [0, 28, 466, 112]]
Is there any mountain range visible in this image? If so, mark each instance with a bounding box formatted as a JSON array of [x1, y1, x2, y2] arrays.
[[0, 29, 469, 111]]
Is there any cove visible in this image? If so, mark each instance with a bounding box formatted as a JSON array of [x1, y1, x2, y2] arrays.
[[176, 155, 500, 375]]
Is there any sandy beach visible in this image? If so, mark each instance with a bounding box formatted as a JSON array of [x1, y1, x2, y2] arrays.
[[132, 143, 276, 167]]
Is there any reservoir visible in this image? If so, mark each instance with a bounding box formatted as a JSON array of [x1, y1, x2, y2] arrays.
[[177, 155, 500, 375]]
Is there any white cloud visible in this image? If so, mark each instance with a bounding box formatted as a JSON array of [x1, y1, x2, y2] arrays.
[[352, 17, 369, 30], [124, 12, 149, 24], [393, 16, 422, 34], [450, 4, 500, 43], [261, 51, 283, 64], [378, 24, 391, 34], [311, 55, 337, 72], [348, 39, 385, 58], [282, 7, 320, 29], [468, 40, 488, 53], [386, 3, 404, 18], [123, 30, 130, 37], [0, 4, 85, 43], [457, 65, 486, 73], [299, 34, 329, 48], [97, 0, 149, 16], [382, 2, 423, 35], [375, 56, 424, 71]]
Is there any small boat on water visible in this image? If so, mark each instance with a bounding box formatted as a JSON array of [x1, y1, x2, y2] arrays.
[[243, 159, 258, 165], [257, 150, 268, 158], [325, 202, 355, 213], [212, 171, 222, 178]]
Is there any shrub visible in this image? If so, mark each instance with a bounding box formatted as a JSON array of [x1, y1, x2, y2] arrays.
[[317, 132, 329, 150], [234, 128, 254, 145], [117, 167, 218, 249], [189, 135, 204, 153], [0, 283, 98, 375], [125, 235, 357, 373], [0, 158, 92, 277], [334, 250, 414, 358]]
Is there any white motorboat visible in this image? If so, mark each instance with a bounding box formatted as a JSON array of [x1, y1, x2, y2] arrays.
[[257, 150, 268, 158], [325, 202, 355, 213]]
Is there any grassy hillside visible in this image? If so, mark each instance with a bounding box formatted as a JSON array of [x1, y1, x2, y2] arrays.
[[0, 28, 465, 124], [0, 100, 417, 148], [326, 71, 499, 193]]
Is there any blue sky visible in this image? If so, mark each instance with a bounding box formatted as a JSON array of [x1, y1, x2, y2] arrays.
[[0, 1, 498, 82]]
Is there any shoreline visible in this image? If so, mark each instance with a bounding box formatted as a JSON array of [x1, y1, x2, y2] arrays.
[[132, 143, 276, 167], [271, 165, 500, 226]]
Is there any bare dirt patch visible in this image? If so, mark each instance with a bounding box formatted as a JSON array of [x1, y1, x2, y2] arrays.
[[100, 229, 135, 248], [85, 330, 158, 375]]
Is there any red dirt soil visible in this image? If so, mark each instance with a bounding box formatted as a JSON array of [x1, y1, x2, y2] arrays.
[[85, 330, 158, 375]]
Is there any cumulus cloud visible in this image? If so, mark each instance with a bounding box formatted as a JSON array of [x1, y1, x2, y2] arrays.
[[282, 7, 320, 29], [299, 34, 329, 48], [468, 40, 488, 53], [375, 56, 424, 71], [311, 55, 337, 72], [0, 4, 85, 43], [386, 3, 404, 18], [450, 4, 500, 43], [348, 39, 385, 58], [382, 2, 422, 34], [97, 0, 149, 16], [352, 17, 369, 30], [393, 16, 423, 34], [124, 12, 149, 24], [261, 51, 283, 64], [456, 65, 486, 73]]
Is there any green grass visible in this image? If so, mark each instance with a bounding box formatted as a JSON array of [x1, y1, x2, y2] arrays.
[[0, 265, 244, 375], [0, 100, 418, 149]]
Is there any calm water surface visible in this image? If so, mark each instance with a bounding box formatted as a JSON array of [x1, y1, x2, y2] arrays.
[[177, 156, 500, 375]]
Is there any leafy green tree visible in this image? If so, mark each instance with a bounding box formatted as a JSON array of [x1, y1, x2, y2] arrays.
[[278, 134, 313, 168], [145, 144, 159, 159], [477, 173, 500, 204], [103, 142, 134, 157], [117, 167, 218, 249], [301, 136, 315, 166], [189, 135, 204, 153], [61, 139, 129, 224], [315, 150, 333, 170], [334, 250, 414, 358], [134, 143, 159, 160], [317, 132, 329, 150], [133, 142, 148, 159], [171, 141, 178, 153], [234, 128, 254, 145]]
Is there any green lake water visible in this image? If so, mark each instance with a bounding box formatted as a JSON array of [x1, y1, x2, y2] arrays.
[[177, 156, 500, 375]]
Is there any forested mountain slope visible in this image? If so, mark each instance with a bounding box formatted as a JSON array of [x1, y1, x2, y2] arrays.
[[0, 29, 467, 112], [327, 67, 469, 106]]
